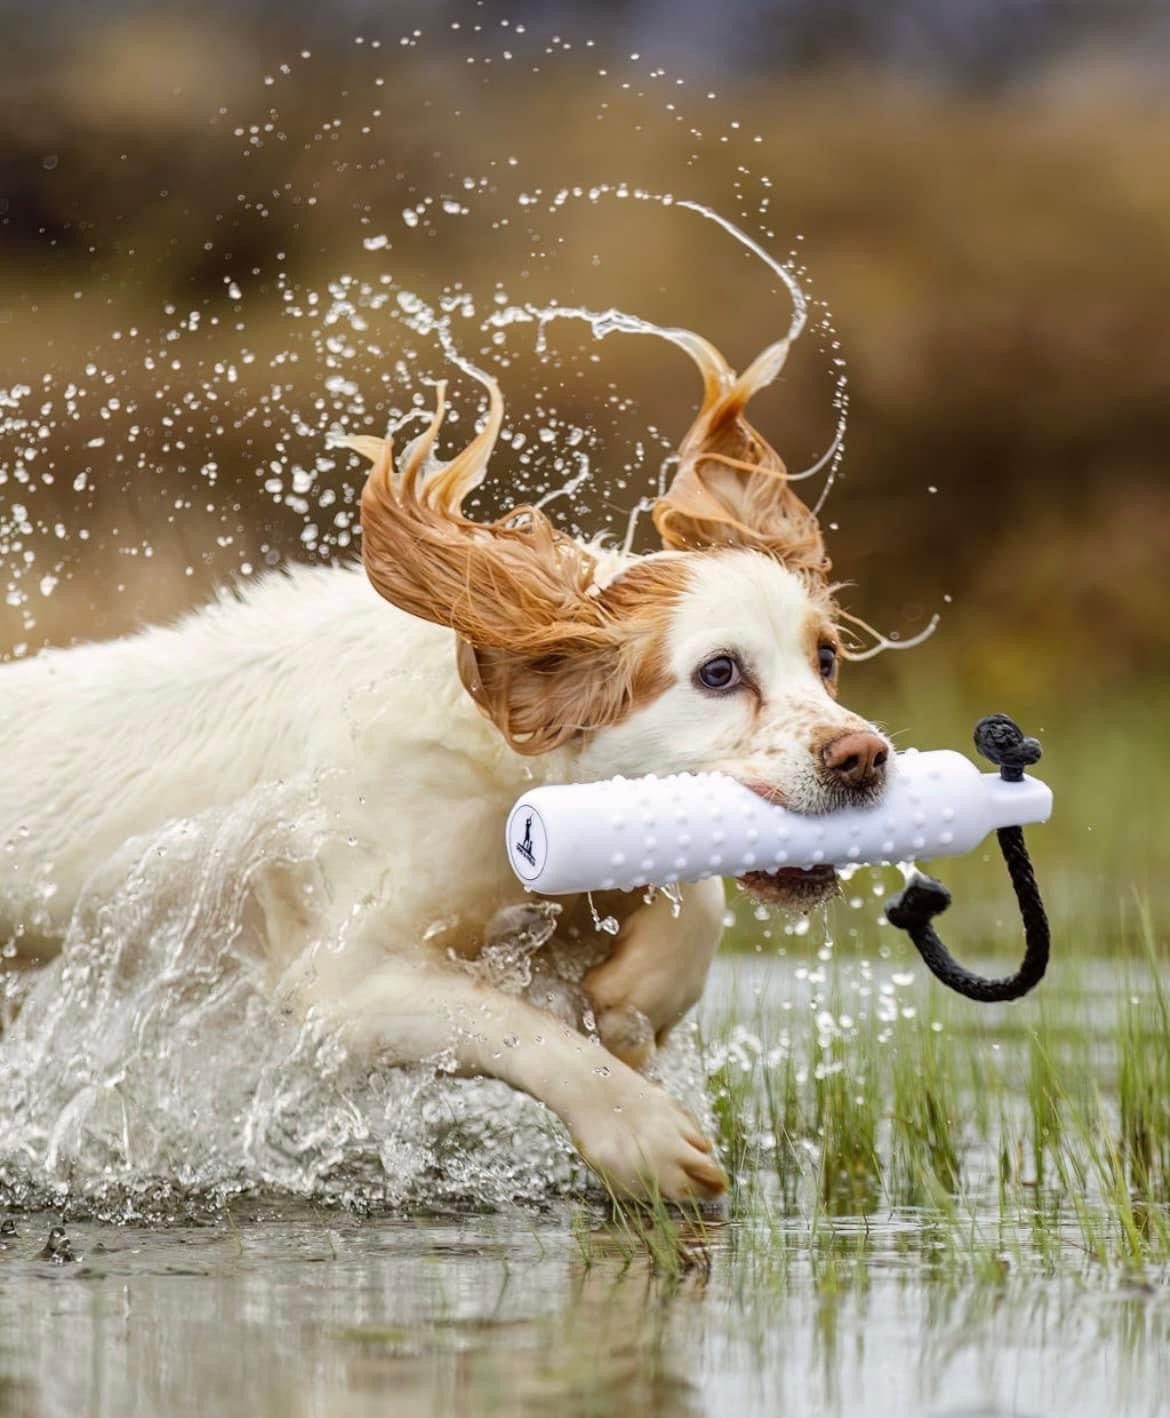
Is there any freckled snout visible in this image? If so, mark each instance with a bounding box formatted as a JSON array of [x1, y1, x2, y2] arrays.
[[820, 730, 889, 793]]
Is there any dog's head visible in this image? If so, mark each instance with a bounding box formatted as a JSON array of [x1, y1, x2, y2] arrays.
[[349, 332, 889, 911]]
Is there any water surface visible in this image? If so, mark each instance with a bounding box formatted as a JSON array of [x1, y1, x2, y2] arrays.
[[3, 956, 1168, 1418]]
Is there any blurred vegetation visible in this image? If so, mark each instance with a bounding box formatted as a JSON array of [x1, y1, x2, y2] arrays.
[[0, 13, 1166, 943]]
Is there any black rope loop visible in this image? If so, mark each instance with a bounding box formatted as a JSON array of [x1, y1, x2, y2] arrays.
[[883, 714, 1050, 1003]]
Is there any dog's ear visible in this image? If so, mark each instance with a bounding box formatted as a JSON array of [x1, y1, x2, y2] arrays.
[[651, 332, 829, 581], [344, 382, 685, 753]]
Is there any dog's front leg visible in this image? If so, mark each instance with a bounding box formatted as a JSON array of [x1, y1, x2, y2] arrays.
[[328, 957, 726, 1203], [583, 877, 726, 1071]]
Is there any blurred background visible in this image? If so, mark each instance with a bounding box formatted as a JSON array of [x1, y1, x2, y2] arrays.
[[1, 0, 1166, 942]]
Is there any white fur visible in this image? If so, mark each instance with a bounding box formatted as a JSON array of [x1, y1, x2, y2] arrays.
[[0, 548, 884, 1200]]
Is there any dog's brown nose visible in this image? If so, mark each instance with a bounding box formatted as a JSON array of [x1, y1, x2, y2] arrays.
[[821, 731, 889, 790]]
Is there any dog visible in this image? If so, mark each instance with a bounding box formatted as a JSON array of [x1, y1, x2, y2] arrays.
[[0, 329, 890, 1202]]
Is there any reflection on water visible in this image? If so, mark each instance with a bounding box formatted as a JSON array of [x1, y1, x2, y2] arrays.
[[4, 901, 1169, 1417], [0, 1203, 1167, 1418]]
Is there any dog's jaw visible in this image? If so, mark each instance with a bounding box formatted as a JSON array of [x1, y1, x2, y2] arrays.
[[737, 864, 839, 912]]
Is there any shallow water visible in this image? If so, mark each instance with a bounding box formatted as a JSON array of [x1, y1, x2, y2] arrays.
[[2, 1192, 1167, 1418], [2, 949, 1168, 1418]]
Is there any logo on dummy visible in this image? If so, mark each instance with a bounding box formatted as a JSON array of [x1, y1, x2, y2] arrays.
[[508, 803, 548, 882]]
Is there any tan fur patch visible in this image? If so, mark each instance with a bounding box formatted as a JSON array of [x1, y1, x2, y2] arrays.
[[651, 332, 830, 583], [456, 558, 690, 752], [347, 382, 691, 753]]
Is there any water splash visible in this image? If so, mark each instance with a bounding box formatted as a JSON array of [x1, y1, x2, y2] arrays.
[[0, 170, 857, 658], [0, 783, 709, 1216], [585, 893, 621, 936]]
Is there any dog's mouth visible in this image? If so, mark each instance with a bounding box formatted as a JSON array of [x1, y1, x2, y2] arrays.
[[733, 781, 840, 908], [736, 863, 839, 910]]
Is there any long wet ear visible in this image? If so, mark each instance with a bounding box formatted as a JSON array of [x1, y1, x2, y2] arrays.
[[343, 380, 686, 753], [651, 333, 829, 581]]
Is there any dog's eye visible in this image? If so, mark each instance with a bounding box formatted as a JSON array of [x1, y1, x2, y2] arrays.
[[696, 654, 742, 692], [818, 645, 838, 679]]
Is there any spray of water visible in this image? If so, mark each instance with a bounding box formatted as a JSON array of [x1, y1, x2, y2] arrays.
[[0, 775, 711, 1215]]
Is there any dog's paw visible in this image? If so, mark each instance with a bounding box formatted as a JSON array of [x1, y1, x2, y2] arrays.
[[569, 1079, 727, 1203]]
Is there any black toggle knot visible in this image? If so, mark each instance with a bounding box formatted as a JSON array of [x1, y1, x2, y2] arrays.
[[885, 873, 952, 930], [974, 713, 1042, 782]]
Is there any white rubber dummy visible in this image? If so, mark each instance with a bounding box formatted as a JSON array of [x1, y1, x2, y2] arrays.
[[505, 748, 1052, 896]]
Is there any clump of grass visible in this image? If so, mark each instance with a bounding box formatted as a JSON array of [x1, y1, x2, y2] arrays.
[[701, 895, 1170, 1274], [809, 980, 883, 1211], [1118, 902, 1170, 1195], [889, 1015, 961, 1200]]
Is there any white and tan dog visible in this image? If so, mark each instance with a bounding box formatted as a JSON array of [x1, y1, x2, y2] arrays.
[[0, 332, 889, 1202]]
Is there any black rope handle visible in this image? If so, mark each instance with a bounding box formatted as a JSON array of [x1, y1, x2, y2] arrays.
[[883, 713, 1050, 1003]]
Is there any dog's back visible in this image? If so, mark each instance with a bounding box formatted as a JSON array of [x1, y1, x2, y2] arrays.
[[0, 562, 522, 963]]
